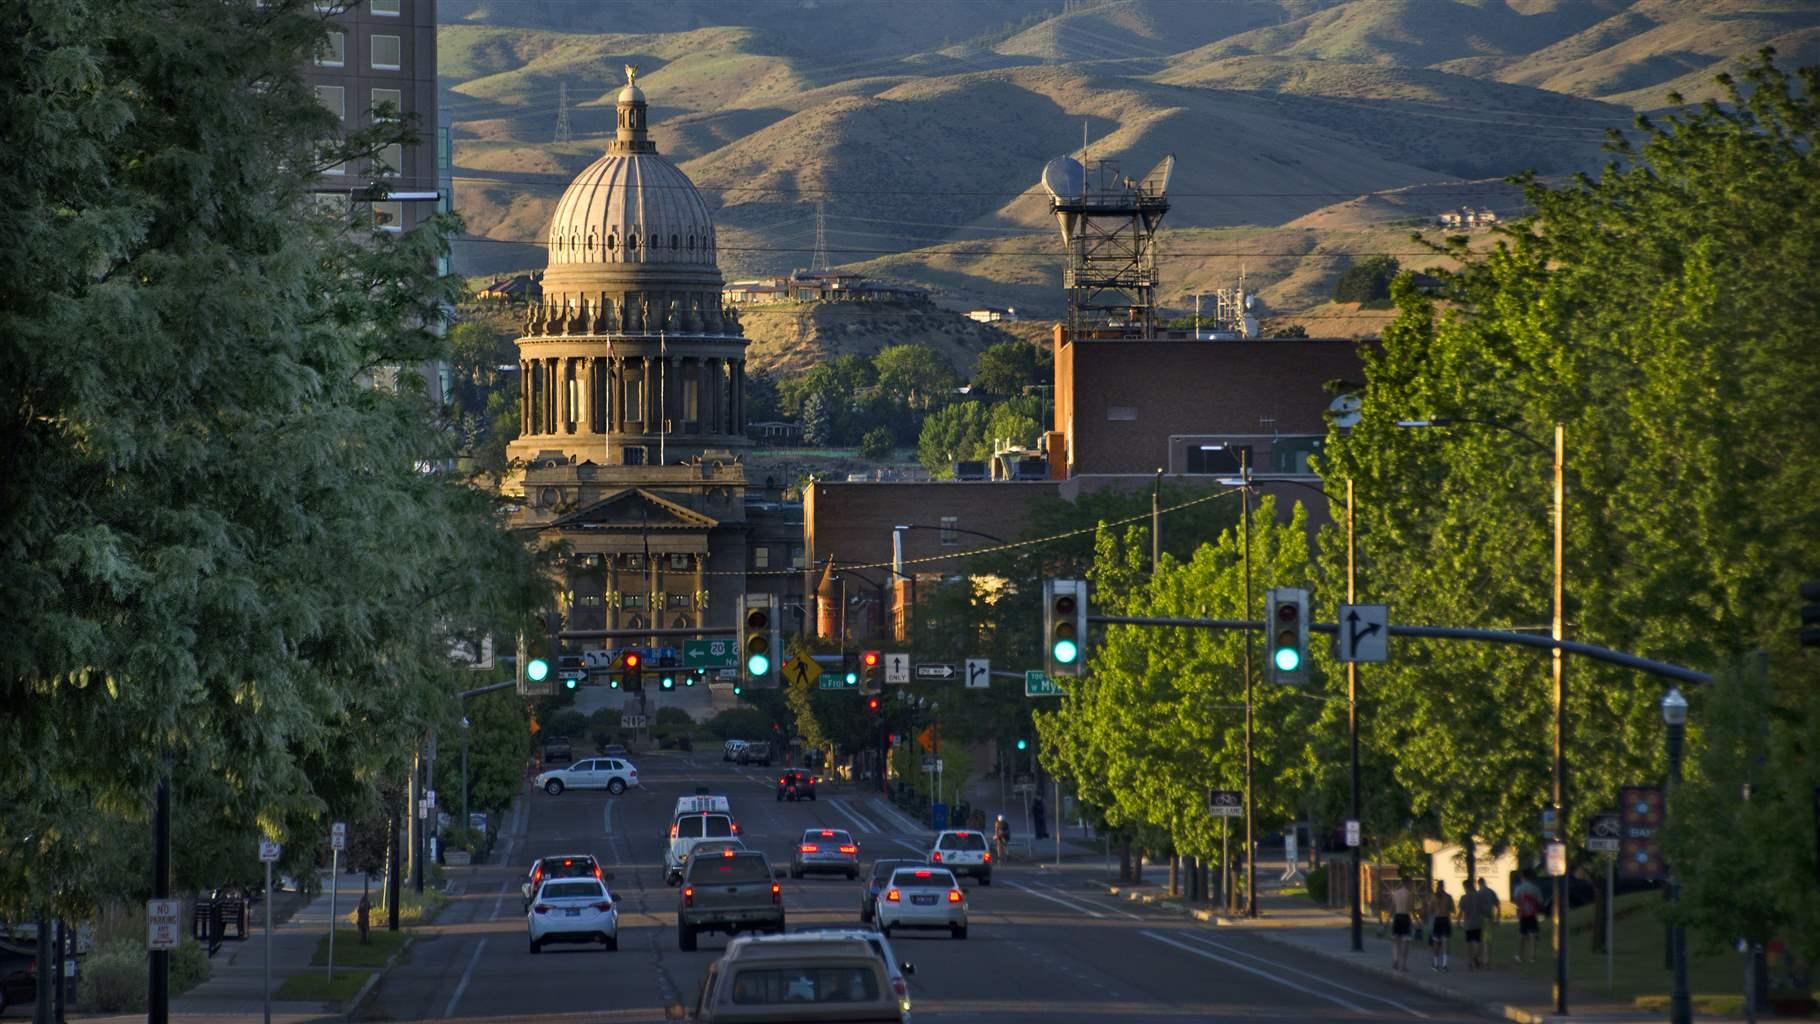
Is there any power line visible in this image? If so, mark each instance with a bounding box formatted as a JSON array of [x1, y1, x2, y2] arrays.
[[449, 234, 1463, 259]]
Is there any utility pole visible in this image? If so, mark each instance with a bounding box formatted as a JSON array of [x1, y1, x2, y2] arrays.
[[1240, 448, 1257, 918], [812, 201, 829, 272], [1151, 468, 1163, 573], [553, 81, 572, 144]]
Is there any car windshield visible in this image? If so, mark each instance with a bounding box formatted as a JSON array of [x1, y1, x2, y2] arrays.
[[729, 966, 879, 1005], [542, 880, 604, 900], [693, 855, 769, 883], [940, 833, 986, 851], [892, 868, 956, 888]]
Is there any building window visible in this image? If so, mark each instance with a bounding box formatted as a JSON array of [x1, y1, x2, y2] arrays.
[[371, 201, 403, 232], [370, 87, 402, 121], [315, 30, 346, 67], [668, 592, 690, 609], [376, 142, 402, 177], [940, 517, 959, 546], [1185, 444, 1250, 475], [624, 553, 644, 570], [669, 553, 690, 570], [578, 594, 603, 608], [437, 126, 450, 170], [1271, 435, 1324, 475], [624, 374, 643, 421], [626, 614, 645, 629], [1106, 406, 1137, 421], [579, 554, 602, 568], [790, 545, 805, 569], [622, 593, 645, 609], [753, 547, 771, 569], [369, 0, 401, 14], [370, 33, 401, 71], [315, 85, 345, 120]]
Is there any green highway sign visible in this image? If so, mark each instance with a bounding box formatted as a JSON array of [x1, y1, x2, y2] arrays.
[[1026, 670, 1064, 697], [683, 638, 738, 670]]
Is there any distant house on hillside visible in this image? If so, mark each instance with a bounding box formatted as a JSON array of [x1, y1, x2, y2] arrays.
[[748, 420, 804, 446], [723, 269, 929, 307], [476, 272, 543, 304], [1437, 207, 1500, 229], [966, 306, 1018, 323]]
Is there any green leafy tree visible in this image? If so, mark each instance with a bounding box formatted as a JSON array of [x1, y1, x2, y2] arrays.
[[970, 341, 1041, 396], [0, 0, 538, 918], [1332, 255, 1400, 304], [1316, 53, 1820, 862], [858, 425, 896, 459], [916, 401, 992, 476], [801, 390, 835, 447], [873, 343, 957, 410], [447, 320, 520, 474]]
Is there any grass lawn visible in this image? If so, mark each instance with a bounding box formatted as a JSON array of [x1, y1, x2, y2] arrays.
[[309, 929, 409, 968], [1481, 891, 1794, 1012], [274, 968, 370, 1004], [339, 887, 448, 928]]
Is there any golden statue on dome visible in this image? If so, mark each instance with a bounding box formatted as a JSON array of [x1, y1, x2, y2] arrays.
[[624, 63, 638, 88]]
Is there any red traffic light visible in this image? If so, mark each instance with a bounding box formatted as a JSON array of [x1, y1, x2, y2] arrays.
[[861, 650, 880, 668], [623, 651, 641, 669], [866, 697, 881, 712]]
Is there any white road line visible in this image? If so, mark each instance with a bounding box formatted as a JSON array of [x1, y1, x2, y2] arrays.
[[1172, 930, 1431, 1018], [1002, 879, 1107, 919], [1140, 929, 1372, 1015], [1022, 880, 1144, 920], [488, 879, 510, 922], [443, 936, 488, 1018], [827, 797, 879, 834], [890, 838, 930, 858], [867, 798, 930, 836]]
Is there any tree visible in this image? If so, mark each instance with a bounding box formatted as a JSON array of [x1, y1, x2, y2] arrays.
[[0, 0, 539, 918], [970, 341, 1041, 396], [1268, 324, 1309, 339], [801, 390, 835, 447], [1316, 53, 1820, 861], [447, 320, 519, 473], [744, 371, 781, 424], [1332, 255, 1400, 304], [985, 396, 1043, 452], [916, 401, 992, 476], [858, 425, 896, 459], [873, 344, 958, 410]]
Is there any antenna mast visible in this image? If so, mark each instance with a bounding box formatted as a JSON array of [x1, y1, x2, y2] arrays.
[[554, 81, 573, 144], [812, 201, 830, 272]]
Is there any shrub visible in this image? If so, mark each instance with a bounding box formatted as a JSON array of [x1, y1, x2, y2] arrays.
[[80, 939, 147, 1012], [858, 426, 895, 459], [1304, 865, 1329, 904]]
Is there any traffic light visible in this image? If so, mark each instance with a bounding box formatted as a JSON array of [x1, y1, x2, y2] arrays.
[[611, 649, 642, 691], [861, 650, 881, 689], [684, 668, 700, 687], [1015, 738, 1029, 751], [660, 672, 675, 690], [1265, 587, 1310, 684], [660, 652, 677, 690], [1802, 579, 1820, 648], [866, 696, 881, 713], [737, 594, 779, 687], [1044, 578, 1089, 678], [516, 628, 554, 698], [841, 652, 859, 687]]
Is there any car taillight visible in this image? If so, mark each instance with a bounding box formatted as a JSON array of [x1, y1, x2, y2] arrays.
[[593, 901, 613, 911], [931, 851, 942, 862], [682, 887, 694, 907], [534, 904, 550, 914], [670, 823, 678, 839], [886, 888, 901, 902], [779, 777, 787, 784], [732, 822, 741, 834], [893, 978, 907, 999], [722, 849, 736, 858], [800, 844, 819, 853], [593, 866, 604, 880], [839, 845, 858, 854], [770, 883, 782, 905], [983, 852, 992, 862], [948, 889, 963, 903]]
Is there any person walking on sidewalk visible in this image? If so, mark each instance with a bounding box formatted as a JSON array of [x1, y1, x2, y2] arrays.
[[993, 814, 1011, 862], [1428, 880, 1455, 971], [1386, 877, 1416, 972], [1462, 877, 1499, 968], [1512, 870, 1544, 964]]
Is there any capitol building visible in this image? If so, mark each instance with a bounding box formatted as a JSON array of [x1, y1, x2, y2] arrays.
[[509, 67, 802, 650]]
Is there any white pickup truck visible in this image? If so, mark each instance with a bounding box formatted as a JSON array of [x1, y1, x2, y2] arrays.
[[926, 829, 993, 884]]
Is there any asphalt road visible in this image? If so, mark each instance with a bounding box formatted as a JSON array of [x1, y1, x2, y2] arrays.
[[360, 751, 1491, 1022]]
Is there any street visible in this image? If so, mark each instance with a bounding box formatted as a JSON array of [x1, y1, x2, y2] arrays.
[[360, 750, 1490, 1023]]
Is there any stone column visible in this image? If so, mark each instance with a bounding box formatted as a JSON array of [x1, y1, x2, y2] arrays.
[[521, 361, 532, 436], [733, 361, 744, 434]]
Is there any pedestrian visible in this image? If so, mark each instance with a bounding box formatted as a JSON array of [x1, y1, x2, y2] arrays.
[[993, 814, 1011, 861], [356, 892, 372, 945], [1031, 796, 1049, 840], [1476, 878, 1501, 966], [1387, 876, 1415, 972], [1512, 869, 1544, 964], [1428, 880, 1455, 971]]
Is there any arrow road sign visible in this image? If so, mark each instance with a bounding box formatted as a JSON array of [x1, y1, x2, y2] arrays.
[[1208, 789, 1243, 818], [915, 663, 956, 680], [965, 658, 990, 689], [1337, 603, 1389, 663], [884, 653, 910, 684]]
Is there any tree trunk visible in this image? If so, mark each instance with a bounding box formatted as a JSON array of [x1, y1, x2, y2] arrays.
[[1118, 838, 1132, 882], [1168, 854, 1179, 897]]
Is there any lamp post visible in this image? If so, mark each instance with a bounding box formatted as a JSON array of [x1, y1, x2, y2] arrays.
[[1662, 688, 1692, 1024], [460, 717, 471, 836], [1400, 416, 1568, 1014]]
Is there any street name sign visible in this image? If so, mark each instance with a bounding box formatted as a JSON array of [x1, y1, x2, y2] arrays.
[[781, 656, 823, 689], [1337, 603, 1389, 663], [1208, 789, 1243, 818], [331, 822, 347, 852], [1025, 670, 1063, 697], [884, 652, 910, 684], [147, 899, 181, 951], [965, 658, 991, 689], [915, 663, 956, 680], [259, 838, 282, 863], [683, 638, 738, 670], [620, 713, 649, 729], [921, 757, 944, 773]]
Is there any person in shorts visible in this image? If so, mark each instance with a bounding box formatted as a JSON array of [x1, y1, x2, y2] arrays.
[[1428, 880, 1455, 971], [1387, 877, 1415, 972], [1512, 870, 1544, 964]]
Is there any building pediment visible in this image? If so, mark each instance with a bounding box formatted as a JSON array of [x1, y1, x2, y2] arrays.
[[548, 487, 719, 531]]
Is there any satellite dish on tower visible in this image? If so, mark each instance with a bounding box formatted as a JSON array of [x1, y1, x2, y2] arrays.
[[1041, 156, 1085, 201]]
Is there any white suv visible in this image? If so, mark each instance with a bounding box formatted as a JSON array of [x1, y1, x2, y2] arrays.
[[926, 829, 992, 884], [722, 739, 749, 762], [535, 756, 637, 796]]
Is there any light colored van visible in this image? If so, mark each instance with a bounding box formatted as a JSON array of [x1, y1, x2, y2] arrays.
[[666, 811, 740, 884], [674, 794, 732, 820]]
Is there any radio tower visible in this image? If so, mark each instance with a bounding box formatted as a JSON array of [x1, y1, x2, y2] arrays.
[[553, 81, 573, 144], [812, 201, 830, 272]]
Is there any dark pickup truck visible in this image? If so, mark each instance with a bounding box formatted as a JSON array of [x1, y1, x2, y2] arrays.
[[678, 851, 784, 951]]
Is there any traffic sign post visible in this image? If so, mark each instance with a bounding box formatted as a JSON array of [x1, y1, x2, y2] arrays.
[[258, 839, 280, 1024], [147, 899, 181, 951], [1025, 670, 1063, 697], [328, 823, 346, 982], [1208, 789, 1243, 818], [1337, 603, 1389, 663], [1587, 812, 1620, 993], [885, 652, 910, 684], [965, 658, 990, 689]]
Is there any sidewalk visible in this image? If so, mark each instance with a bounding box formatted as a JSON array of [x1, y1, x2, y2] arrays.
[[1089, 877, 1789, 1024]]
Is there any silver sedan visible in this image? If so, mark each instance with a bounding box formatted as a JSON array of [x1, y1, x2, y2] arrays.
[[791, 827, 861, 879]]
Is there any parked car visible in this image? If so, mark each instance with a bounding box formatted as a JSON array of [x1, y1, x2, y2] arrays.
[[0, 941, 41, 1018], [677, 850, 785, 951], [534, 756, 638, 796], [926, 829, 992, 884], [542, 736, 572, 765], [737, 741, 773, 766], [776, 770, 816, 802]]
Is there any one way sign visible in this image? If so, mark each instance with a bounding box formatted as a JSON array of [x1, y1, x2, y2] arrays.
[[1337, 603, 1389, 663]]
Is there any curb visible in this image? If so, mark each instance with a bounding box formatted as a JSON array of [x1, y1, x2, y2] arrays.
[[342, 933, 416, 1021]]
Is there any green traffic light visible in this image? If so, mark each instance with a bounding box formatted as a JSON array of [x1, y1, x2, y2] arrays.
[[746, 653, 770, 676], [565, 677, 577, 690], [609, 677, 620, 689], [684, 673, 697, 687], [1052, 639, 1079, 664], [662, 675, 675, 690], [526, 658, 550, 682], [844, 671, 858, 686], [1016, 738, 1028, 751], [1273, 647, 1301, 673], [733, 683, 744, 695]]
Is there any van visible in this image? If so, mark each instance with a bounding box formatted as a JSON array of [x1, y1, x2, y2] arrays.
[[666, 811, 739, 884], [673, 794, 732, 821]]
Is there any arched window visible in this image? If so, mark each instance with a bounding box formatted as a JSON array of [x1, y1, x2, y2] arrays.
[[605, 233, 616, 253], [686, 234, 695, 251], [671, 234, 679, 251], [627, 614, 645, 630], [650, 234, 659, 252], [628, 233, 639, 251], [672, 614, 690, 629]]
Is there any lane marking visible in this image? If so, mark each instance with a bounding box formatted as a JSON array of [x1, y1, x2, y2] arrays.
[[442, 936, 487, 1018], [1021, 879, 1144, 920], [1001, 879, 1106, 919], [488, 879, 510, 922], [826, 797, 879, 834], [867, 798, 930, 836], [1172, 930, 1431, 1018], [1140, 929, 1372, 1015], [890, 837, 930, 858]]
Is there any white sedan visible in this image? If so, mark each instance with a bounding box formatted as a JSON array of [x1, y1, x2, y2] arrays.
[[528, 877, 619, 952], [535, 756, 637, 796], [874, 866, 967, 939]]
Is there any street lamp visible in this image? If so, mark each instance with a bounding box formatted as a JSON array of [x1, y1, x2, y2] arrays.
[[1400, 416, 1568, 1015], [1661, 688, 1691, 1024]]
